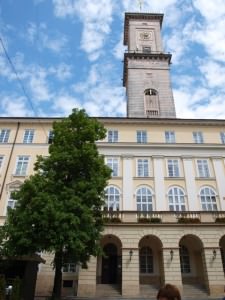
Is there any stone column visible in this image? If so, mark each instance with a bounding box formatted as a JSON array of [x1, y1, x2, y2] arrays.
[[212, 157, 225, 210], [122, 155, 133, 210], [202, 247, 224, 297], [122, 247, 139, 296], [153, 156, 165, 210], [162, 248, 182, 292], [77, 256, 97, 297], [182, 156, 197, 210]]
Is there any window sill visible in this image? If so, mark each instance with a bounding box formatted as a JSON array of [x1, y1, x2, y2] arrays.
[[164, 177, 185, 180], [195, 177, 216, 180], [134, 176, 154, 180]]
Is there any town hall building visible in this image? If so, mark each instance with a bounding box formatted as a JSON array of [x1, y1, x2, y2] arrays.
[[1, 12, 225, 299]]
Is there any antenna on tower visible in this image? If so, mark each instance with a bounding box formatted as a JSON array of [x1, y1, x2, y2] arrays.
[[138, 0, 143, 12]]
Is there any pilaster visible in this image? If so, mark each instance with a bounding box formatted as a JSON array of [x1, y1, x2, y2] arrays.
[[122, 248, 139, 296]]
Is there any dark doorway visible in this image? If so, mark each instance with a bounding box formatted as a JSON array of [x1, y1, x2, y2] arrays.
[[102, 243, 118, 284]]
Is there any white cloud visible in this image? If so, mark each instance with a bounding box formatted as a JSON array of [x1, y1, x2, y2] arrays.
[[49, 63, 72, 81], [0, 95, 33, 117], [113, 33, 126, 60], [199, 61, 225, 89], [53, 93, 82, 116], [193, 0, 225, 21], [52, 0, 114, 61], [26, 22, 68, 53]]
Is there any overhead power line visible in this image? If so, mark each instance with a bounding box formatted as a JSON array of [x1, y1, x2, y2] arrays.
[[0, 36, 48, 139]]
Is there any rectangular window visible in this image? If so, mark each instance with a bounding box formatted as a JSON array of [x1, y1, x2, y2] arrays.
[[142, 46, 151, 53], [220, 132, 225, 144], [137, 159, 149, 177], [0, 129, 10, 143], [165, 131, 175, 143], [106, 158, 119, 177], [23, 129, 34, 143], [63, 263, 76, 273], [48, 130, 54, 144], [7, 192, 17, 210], [193, 131, 204, 143], [167, 159, 179, 177], [108, 130, 118, 143], [137, 130, 147, 143], [197, 159, 210, 178], [0, 155, 4, 170], [15, 156, 29, 176]]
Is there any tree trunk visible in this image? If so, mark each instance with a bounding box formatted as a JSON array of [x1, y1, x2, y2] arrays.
[[52, 250, 63, 300]]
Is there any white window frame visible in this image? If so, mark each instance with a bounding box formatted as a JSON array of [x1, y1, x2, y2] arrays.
[[23, 129, 34, 144], [193, 131, 204, 143], [0, 129, 10, 143], [108, 130, 118, 143], [15, 155, 30, 176], [168, 186, 186, 211], [136, 186, 153, 211], [63, 263, 77, 273], [167, 159, 179, 177], [220, 132, 225, 144], [137, 158, 149, 177], [180, 246, 191, 274], [197, 159, 210, 178], [0, 155, 4, 171], [7, 192, 17, 210], [200, 187, 217, 211], [139, 246, 154, 274], [105, 186, 120, 211], [165, 131, 175, 143], [48, 130, 54, 144], [106, 157, 119, 177], [137, 130, 147, 143]]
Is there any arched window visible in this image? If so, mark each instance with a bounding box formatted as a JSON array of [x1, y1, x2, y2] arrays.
[[136, 187, 153, 211], [179, 245, 191, 273], [139, 246, 153, 273], [105, 186, 120, 211], [220, 248, 225, 273], [144, 89, 159, 117], [168, 187, 186, 211], [200, 187, 217, 211]]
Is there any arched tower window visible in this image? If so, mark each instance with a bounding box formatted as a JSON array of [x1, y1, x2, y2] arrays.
[[144, 89, 159, 117]]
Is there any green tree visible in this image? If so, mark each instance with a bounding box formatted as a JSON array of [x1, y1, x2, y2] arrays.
[[0, 109, 111, 300], [0, 275, 6, 300]]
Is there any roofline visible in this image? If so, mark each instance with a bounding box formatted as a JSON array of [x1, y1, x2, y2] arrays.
[[1, 116, 225, 126], [124, 12, 164, 45]]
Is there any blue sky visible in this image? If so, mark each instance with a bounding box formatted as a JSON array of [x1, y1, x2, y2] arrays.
[[0, 0, 225, 119]]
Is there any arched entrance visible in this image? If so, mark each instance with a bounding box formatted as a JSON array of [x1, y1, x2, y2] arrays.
[[179, 235, 206, 288], [219, 236, 225, 274], [97, 235, 122, 285], [138, 235, 163, 288], [102, 243, 118, 283]]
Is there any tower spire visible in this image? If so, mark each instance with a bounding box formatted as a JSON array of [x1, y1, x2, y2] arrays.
[[138, 0, 143, 12]]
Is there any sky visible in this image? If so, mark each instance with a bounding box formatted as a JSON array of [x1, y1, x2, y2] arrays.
[[0, 0, 225, 119]]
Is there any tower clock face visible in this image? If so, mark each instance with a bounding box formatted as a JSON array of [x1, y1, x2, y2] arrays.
[[139, 31, 152, 40]]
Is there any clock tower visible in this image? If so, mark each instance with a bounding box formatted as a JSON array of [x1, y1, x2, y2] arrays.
[[123, 13, 176, 118]]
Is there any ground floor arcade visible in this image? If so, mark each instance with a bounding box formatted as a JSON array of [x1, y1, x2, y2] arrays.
[[35, 224, 225, 298]]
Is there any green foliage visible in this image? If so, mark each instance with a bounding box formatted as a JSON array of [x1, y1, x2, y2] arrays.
[[177, 217, 201, 224], [0, 109, 111, 299], [0, 275, 6, 300], [10, 277, 21, 300], [215, 217, 225, 223], [138, 217, 161, 223]]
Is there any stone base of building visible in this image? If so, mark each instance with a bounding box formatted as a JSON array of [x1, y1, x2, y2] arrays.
[[77, 284, 96, 297]]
